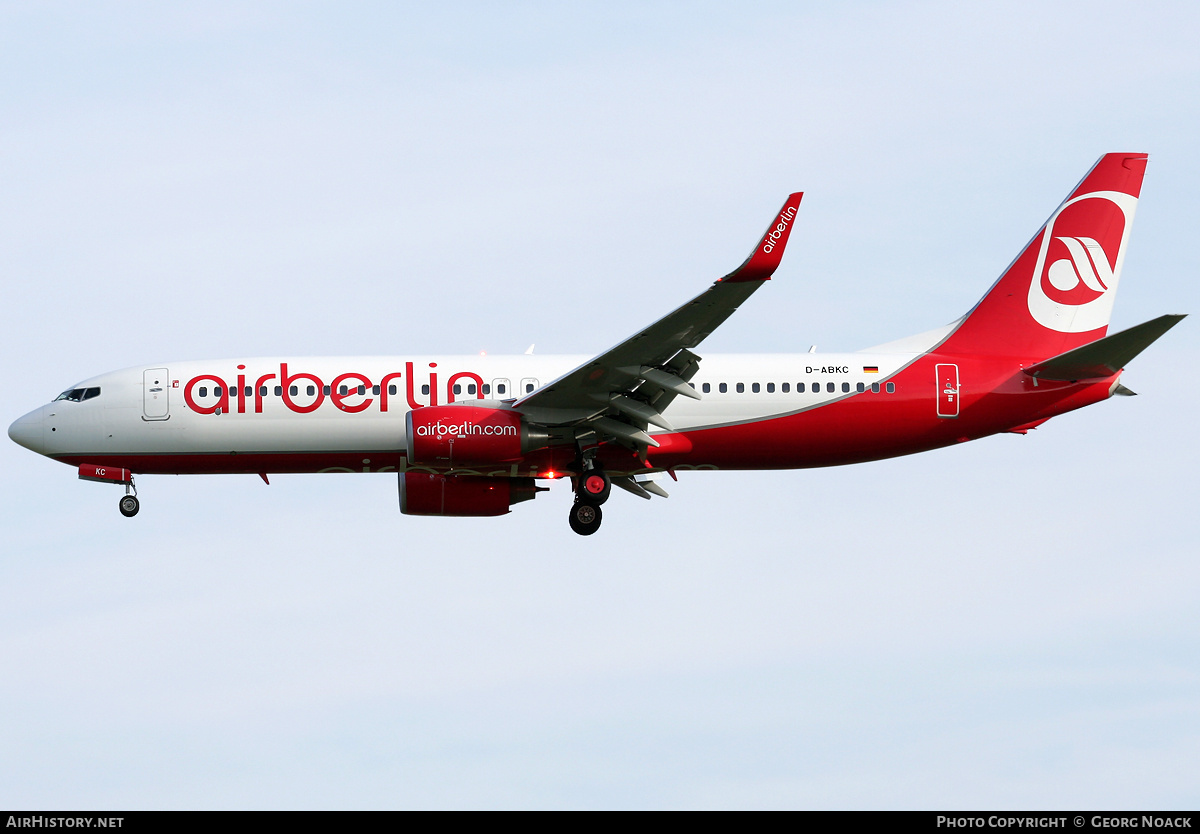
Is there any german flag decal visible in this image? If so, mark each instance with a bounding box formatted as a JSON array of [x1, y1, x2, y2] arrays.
[[863, 366, 879, 373]]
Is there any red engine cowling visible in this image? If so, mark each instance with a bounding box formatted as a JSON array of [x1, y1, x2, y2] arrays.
[[406, 406, 543, 466], [399, 472, 542, 516]]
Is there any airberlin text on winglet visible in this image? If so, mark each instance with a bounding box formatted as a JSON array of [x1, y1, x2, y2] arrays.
[[761, 204, 798, 254]]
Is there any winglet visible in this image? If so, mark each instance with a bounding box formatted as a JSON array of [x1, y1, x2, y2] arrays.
[[720, 192, 804, 283]]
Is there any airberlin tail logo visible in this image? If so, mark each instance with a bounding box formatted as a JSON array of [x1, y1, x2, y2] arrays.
[[1027, 191, 1138, 333], [1046, 236, 1113, 299]]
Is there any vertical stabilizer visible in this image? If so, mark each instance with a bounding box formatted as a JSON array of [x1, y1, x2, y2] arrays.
[[939, 153, 1147, 361]]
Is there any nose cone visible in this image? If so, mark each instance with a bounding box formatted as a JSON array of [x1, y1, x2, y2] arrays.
[[8, 407, 46, 454]]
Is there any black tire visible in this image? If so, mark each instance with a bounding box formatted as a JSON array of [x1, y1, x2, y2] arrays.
[[118, 495, 140, 518], [568, 500, 602, 536], [579, 469, 611, 505]]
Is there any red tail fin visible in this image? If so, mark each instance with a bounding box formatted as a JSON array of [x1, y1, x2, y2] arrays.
[[939, 154, 1147, 361]]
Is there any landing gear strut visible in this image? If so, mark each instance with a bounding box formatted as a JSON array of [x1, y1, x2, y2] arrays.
[[568, 445, 609, 535]]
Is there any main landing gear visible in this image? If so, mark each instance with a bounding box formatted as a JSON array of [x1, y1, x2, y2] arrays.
[[568, 499, 602, 536], [568, 464, 610, 536]]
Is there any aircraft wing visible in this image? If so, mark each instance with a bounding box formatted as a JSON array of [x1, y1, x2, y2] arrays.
[[513, 193, 803, 440]]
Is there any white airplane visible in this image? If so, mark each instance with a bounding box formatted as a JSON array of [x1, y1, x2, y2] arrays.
[[8, 153, 1183, 535]]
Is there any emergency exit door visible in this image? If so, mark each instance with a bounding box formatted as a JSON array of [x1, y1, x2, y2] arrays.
[[936, 363, 959, 418]]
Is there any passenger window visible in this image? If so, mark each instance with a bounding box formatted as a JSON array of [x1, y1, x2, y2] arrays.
[[856, 382, 865, 393], [306, 385, 315, 396], [421, 384, 430, 395], [323, 386, 331, 396], [467, 384, 476, 395], [497, 384, 506, 395], [702, 382, 711, 394], [229, 386, 237, 397], [751, 383, 760, 393], [719, 383, 727, 393], [525, 383, 534, 393], [871, 382, 880, 393], [842, 382, 850, 393], [275, 386, 283, 396], [782, 383, 790, 393], [339, 385, 348, 395], [357, 385, 365, 396], [259, 386, 268, 396], [482, 384, 491, 395], [388, 385, 397, 395], [766, 382, 775, 393], [244, 386, 251, 397], [797, 383, 804, 393], [812, 380, 820, 391], [453, 384, 462, 395], [372, 385, 380, 395], [886, 382, 895, 393], [827, 382, 835, 393], [199, 387, 208, 397], [736, 383, 745, 393]]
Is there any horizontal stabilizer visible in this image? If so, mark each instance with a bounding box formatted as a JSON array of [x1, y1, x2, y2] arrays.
[[1024, 314, 1186, 381]]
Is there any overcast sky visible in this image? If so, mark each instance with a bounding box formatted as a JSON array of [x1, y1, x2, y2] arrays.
[[1, 1, 1197, 809]]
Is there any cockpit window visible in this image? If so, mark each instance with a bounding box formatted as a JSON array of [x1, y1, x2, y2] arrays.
[[53, 387, 100, 402]]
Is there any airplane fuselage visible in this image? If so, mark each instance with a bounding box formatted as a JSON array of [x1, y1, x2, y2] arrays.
[[11, 346, 1116, 479]]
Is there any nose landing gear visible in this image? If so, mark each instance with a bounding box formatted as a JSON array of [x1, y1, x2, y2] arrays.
[[77, 465, 141, 518], [118, 478, 139, 517]]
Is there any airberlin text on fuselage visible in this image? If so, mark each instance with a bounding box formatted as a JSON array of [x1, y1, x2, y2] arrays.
[[183, 362, 483, 416]]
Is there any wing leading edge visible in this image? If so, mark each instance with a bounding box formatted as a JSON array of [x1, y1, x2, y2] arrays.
[[513, 193, 804, 443]]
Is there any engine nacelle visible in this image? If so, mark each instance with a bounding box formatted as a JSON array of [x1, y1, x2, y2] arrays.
[[399, 472, 542, 517], [406, 406, 547, 466]]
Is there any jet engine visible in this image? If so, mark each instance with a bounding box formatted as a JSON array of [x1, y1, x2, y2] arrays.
[[406, 406, 550, 466], [399, 472, 543, 516]]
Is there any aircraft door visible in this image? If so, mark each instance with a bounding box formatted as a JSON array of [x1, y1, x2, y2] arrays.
[[936, 363, 959, 418], [492, 378, 512, 399], [143, 368, 170, 421], [520, 377, 540, 396]]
